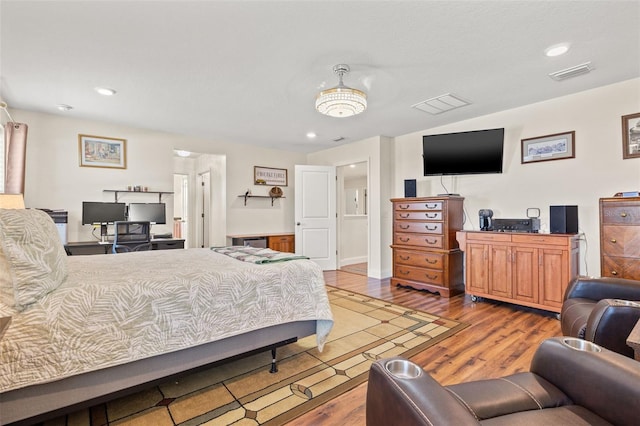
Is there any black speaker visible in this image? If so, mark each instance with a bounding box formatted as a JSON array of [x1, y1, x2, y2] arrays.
[[550, 205, 578, 234], [404, 179, 417, 198]]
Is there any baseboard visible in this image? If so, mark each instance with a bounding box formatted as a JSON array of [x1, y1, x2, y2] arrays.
[[339, 256, 367, 267]]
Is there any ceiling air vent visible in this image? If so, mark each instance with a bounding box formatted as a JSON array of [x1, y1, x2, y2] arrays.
[[549, 62, 593, 81], [412, 93, 471, 115], [332, 136, 346, 142]]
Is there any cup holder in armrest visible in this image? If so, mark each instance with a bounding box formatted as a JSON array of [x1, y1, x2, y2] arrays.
[[562, 337, 602, 352], [384, 359, 423, 379]]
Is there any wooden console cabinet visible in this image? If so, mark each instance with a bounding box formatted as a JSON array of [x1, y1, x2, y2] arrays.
[[267, 234, 295, 253], [391, 196, 464, 297], [600, 196, 640, 280], [457, 231, 580, 313]]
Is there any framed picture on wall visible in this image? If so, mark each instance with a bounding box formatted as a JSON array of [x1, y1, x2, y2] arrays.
[[622, 112, 640, 159], [78, 134, 127, 169], [521, 131, 575, 164], [254, 166, 288, 186]]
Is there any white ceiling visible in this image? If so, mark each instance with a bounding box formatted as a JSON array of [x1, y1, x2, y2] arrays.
[[1, 1, 639, 153]]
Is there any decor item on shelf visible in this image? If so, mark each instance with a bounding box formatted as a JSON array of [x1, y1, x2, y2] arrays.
[[269, 186, 283, 198], [78, 134, 127, 169], [315, 64, 367, 118], [621, 112, 640, 159]]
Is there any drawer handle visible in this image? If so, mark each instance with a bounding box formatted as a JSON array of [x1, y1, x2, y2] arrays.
[[425, 213, 438, 218], [400, 224, 410, 230], [400, 237, 410, 242], [610, 238, 617, 243], [399, 205, 410, 210], [611, 270, 618, 276], [425, 258, 437, 264], [425, 238, 438, 245], [400, 255, 411, 261], [425, 225, 438, 231], [620, 212, 627, 218], [424, 274, 438, 280], [425, 203, 438, 209], [399, 213, 410, 218], [399, 270, 411, 275]]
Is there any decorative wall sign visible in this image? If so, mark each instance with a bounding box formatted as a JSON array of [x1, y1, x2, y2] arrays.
[[521, 131, 575, 164], [254, 166, 288, 186], [622, 112, 640, 159], [79, 134, 127, 169]]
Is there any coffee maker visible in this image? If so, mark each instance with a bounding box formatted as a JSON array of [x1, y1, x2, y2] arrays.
[[479, 209, 494, 231]]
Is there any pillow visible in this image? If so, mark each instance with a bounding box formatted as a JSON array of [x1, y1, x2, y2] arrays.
[[0, 209, 68, 310]]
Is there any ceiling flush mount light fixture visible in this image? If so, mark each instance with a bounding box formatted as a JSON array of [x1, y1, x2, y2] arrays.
[[95, 87, 117, 96], [175, 150, 191, 157], [545, 43, 570, 57], [316, 64, 367, 118], [55, 104, 73, 111]]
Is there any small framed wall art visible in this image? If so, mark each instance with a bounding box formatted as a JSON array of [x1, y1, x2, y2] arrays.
[[521, 131, 575, 164], [622, 112, 640, 159], [254, 166, 288, 186], [79, 134, 127, 169]]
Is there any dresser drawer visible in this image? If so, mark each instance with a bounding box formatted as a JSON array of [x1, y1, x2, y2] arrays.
[[602, 256, 640, 281], [394, 221, 443, 234], [394, 233, 444, 249], [395, 201, 443, 212], [601, 204, 640, 225], [394, 265, 444, 285], [394, 249, 444, 269], [511, 234, 568, 246], [395, 211, 443, 221], [602, 226, 640, 257]]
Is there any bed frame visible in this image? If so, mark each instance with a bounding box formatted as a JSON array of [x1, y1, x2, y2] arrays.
[[1, 320, 317, 425]]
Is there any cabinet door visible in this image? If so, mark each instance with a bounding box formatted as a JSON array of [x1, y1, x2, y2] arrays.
[[539, 248, 568, 309], [488, 244, 511, 298], [466, 243, 489, 293], [268, 235, 295, 253], [512, 246, 539, 304]]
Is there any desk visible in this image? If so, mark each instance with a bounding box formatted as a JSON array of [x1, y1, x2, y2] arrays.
[[65, 238, 185, 255]]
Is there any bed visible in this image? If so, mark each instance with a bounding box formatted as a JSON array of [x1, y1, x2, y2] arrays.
[[0, 208, 333, 425]]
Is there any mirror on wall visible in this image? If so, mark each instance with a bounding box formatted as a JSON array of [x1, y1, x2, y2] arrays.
[[345, 187, 367, 215]]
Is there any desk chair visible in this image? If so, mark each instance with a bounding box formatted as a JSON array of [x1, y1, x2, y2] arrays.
[[112, 221, 152, 253]]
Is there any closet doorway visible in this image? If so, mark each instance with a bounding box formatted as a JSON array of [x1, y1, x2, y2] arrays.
[[337, 161, 369, 276]]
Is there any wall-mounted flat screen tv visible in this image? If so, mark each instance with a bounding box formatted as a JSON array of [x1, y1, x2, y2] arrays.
[[423, 128, 505, 176], [82, 201, 127, 225], [127, 202, 167, 224]]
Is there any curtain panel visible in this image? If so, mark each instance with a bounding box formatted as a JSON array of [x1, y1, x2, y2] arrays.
[[4, 122, 28, 195]]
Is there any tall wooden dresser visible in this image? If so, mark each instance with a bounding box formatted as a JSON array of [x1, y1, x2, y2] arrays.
[[600, 196, 640, 280], [390, 196, 464, 297]]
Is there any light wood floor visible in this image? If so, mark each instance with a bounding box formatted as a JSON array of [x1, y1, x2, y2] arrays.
[[294, 270, 562, 426]]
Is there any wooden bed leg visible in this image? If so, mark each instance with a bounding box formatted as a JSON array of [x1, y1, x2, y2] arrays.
[[270, 348, 278, 373]]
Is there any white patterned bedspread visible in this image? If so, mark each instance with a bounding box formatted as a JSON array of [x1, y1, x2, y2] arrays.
[[0, 248, 333, 393]]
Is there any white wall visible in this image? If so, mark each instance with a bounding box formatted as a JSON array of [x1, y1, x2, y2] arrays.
[[394, 78, 640, 277], [13, 109, 306, 243]]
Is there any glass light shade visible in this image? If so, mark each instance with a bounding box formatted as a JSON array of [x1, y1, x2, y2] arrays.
[[316, 87, 367, 118]]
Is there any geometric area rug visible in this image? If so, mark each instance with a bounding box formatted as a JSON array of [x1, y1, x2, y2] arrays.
[[47, 286, 468, 426]]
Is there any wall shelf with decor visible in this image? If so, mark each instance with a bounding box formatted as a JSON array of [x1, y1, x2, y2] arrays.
[[238, 194, 285, 206], [104, 190, 173, 203]]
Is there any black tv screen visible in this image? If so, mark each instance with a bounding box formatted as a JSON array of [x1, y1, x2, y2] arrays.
[[423, 128, 505, 176], [127, 203, 167, 224], [82, 202, 126, 225]]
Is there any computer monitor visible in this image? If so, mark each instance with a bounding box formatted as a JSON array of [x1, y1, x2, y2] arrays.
[[127, 203, 167, 224], [82, 202, 127, 225]]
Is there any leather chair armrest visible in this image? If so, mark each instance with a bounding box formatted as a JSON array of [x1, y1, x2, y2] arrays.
[[564, 276, 640, 302], [366, 358, 480, 426], [530, 337, 640, 426], [586, 299, 640, 358]]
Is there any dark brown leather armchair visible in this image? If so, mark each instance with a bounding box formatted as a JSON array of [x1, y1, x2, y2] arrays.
[[561, 276, 640, 358], [366, 337, 640, 426]]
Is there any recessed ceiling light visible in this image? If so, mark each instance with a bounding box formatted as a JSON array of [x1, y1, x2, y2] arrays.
[[306, 132, 317, 139], [175, 150, 191, 157], [95, 87, 117, 96], [545, 43, 570, 57], [55, 104, 73, 111]]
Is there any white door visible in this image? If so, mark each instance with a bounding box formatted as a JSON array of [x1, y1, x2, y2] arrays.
[[295, 165, 336, 270]]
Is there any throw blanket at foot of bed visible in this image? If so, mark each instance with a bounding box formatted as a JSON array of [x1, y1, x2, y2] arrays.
[[211, 246, 309, 263]]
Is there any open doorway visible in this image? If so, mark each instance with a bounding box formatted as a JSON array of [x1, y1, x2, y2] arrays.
[[173, 151, 226, 248], [337, 161, 368, 276]]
